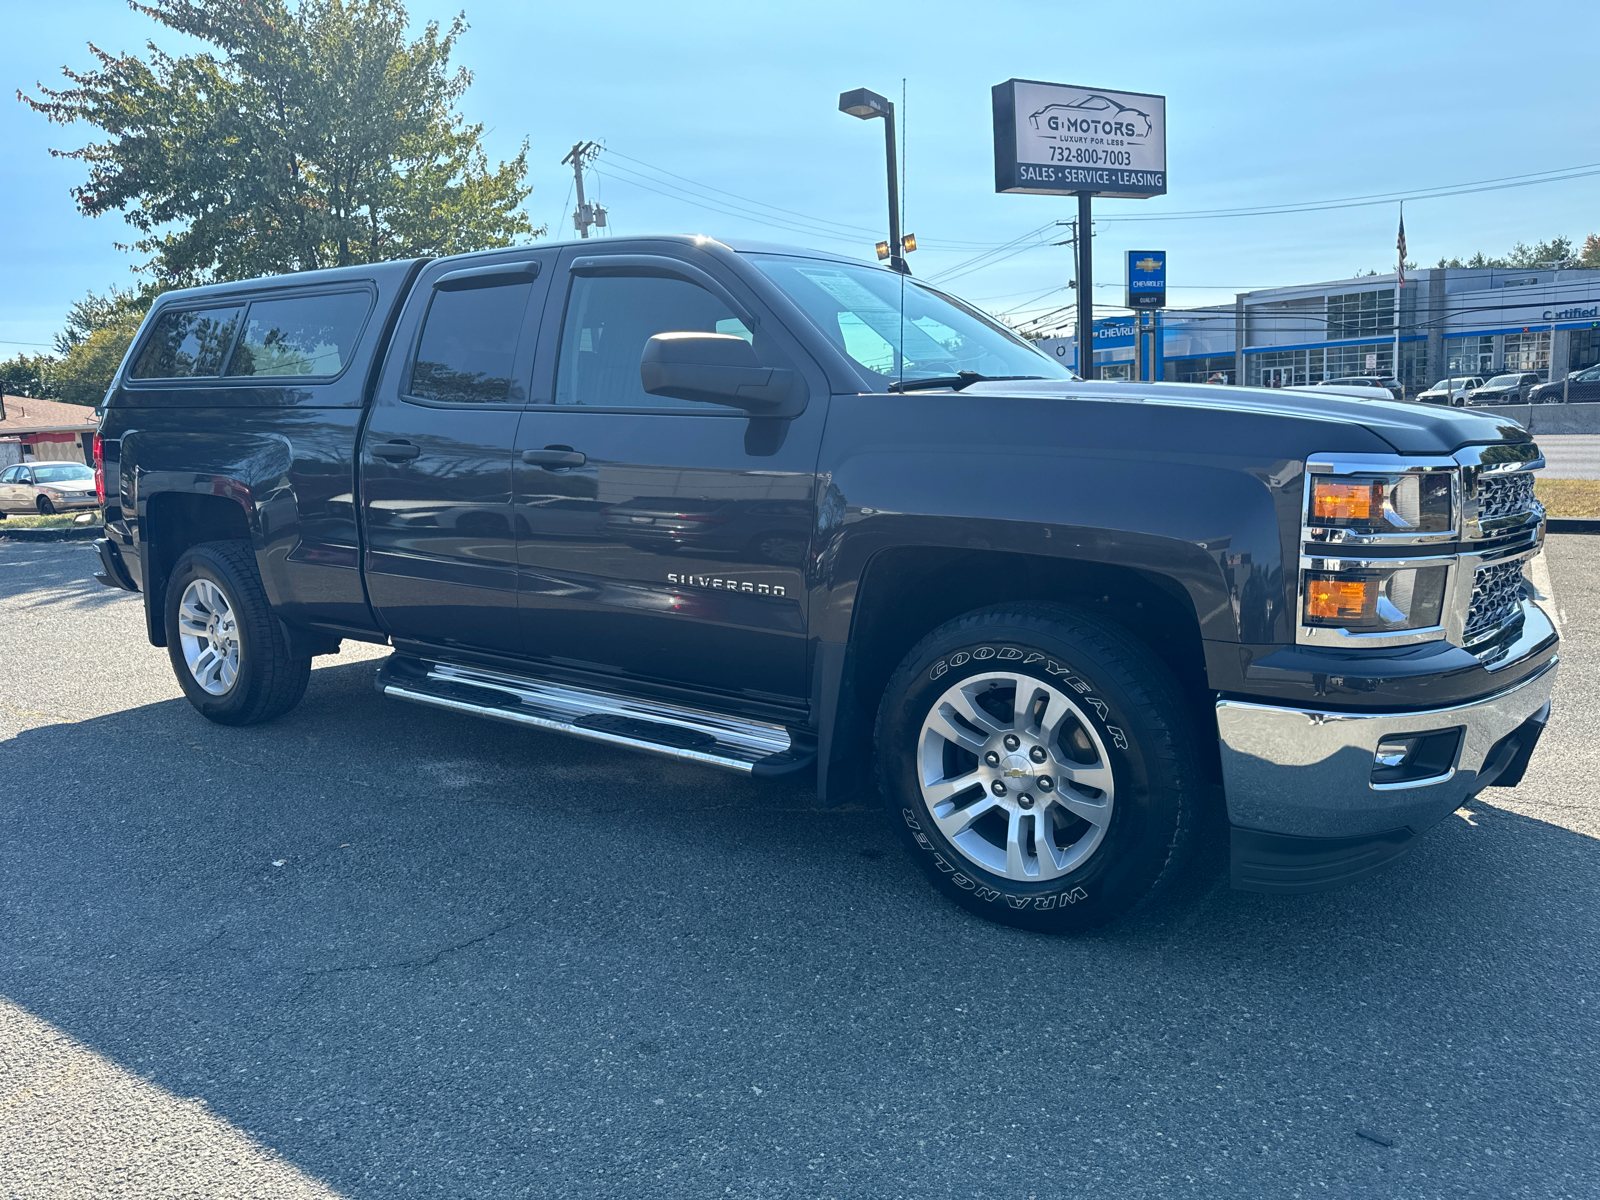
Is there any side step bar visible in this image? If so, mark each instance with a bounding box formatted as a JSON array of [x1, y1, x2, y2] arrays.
[[375, 656, 814, 777]]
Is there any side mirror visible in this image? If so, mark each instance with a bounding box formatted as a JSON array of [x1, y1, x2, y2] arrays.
[[640, 332, 805, 417]]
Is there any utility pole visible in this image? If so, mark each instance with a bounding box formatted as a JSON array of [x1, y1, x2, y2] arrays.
[[1052, 220, 1081, 371], [562, 141, 606, 238]]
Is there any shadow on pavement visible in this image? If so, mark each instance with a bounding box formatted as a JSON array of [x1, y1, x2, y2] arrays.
[[0, 541, 131, 614], [2, 655, 1598, 1198]]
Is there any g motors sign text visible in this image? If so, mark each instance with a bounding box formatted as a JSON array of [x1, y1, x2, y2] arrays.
[[993, 79, 1167, 199]]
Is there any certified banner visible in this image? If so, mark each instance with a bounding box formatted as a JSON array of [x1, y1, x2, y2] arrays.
[[993, 79, 1167, 199]]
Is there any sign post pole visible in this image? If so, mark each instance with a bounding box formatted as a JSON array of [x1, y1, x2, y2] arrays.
[[992, 78, 1167, 380], [1077, 192, 1094, 379]]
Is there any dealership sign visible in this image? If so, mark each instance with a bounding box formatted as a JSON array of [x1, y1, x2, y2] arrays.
[[993, 79, 1167, 198], [1126, 251, 1166, 308], [1039, 319, 1136, 367]]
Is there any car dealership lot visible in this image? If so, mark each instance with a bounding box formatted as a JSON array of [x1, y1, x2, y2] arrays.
[[2, 538, 1597, 1200]]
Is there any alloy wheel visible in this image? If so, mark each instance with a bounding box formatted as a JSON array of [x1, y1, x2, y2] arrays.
[[917, 671, 1115, 882], [177, 578, 241, 695]]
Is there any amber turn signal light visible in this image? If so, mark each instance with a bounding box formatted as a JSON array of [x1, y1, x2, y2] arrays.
[[1304, 575, 1378, 622], [1311, 480, 1385, 523]]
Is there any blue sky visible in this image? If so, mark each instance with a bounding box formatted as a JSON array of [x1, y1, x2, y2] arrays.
[[4, 0, 1598, 352]]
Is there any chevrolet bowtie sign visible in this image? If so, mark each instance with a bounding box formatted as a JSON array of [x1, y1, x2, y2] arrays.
[[992, 79, 1167, 199], [1126, 251, 1166, 309]]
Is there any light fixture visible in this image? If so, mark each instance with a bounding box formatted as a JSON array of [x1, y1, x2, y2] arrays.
[[838, 87, 909, 275]]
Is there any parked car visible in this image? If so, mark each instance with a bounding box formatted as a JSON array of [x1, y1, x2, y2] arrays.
[[1316, 375, 1403, 400], [1417, 377, 1484, 406], [91, 235, 1557, 932], [1468, 372, 1544, 405], [1528, 363, 1600, 404], [0, 461, 99, 516]]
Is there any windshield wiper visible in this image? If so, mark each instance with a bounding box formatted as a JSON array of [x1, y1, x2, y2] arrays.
[[886, 372, 1047, 393]]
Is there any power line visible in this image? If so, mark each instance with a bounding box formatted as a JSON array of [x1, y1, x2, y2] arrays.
[[1095, 162, 1600, 224]]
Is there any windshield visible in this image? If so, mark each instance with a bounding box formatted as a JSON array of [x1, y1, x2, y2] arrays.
[[747, 255, 1074, 388], [31, 464, 94, 483]]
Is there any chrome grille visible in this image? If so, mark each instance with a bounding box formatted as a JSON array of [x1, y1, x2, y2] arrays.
[[1463, 559, 1526, 644], [1477, 472, 1538, 524]]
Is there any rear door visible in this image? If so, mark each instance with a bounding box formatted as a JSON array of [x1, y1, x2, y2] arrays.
[[510, 245, 827, 704], [0, 466, 23, 512], [360, 251, 556, 653]]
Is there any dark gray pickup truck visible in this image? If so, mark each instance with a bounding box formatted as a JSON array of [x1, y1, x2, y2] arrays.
[[91, 235, 1558, 930]]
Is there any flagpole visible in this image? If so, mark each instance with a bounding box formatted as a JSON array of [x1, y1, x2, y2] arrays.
[[1394, 202, 1404, 394]]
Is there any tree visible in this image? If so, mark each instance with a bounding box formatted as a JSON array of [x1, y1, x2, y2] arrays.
[[1583, 234, 1600, 270], [22, 0, 537, 286], [0, 354, 58, 399], [1, 287, 156, 406], [1436, 236, 1582, 269]]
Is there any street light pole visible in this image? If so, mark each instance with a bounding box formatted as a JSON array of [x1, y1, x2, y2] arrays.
[[839, 88, 910, 275]]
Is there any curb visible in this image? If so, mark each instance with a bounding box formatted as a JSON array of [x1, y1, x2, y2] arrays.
[[1547, 518, 1600, 535], [0, 525, 102, 543]]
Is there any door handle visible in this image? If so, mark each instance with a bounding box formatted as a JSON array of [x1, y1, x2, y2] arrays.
[[521, 448, 586, 469], [370, 440, 421, 462]]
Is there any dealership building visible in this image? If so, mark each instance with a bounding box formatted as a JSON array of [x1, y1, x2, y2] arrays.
[[1037, 265, 1600, 391]]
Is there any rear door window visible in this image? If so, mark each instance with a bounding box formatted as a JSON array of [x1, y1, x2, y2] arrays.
[[130, 306, 243, 378], [226, 291, 371, 378], [408, 282, 534, 404]]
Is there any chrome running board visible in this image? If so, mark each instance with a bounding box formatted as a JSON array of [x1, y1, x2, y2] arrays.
[[376, 656, 807, 776]]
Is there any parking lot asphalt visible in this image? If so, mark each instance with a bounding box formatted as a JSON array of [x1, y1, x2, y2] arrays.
[[1, 538, 1597, 1199]]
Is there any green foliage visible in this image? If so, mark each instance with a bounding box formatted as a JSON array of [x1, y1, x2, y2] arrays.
[[1436, 236, 1582, 270], [0, 353, 58, 399], [1584, 234, 1600, 269], [1, 288, 154, 406], [22, 0, 537, 285], [53, 309, 149, 406]]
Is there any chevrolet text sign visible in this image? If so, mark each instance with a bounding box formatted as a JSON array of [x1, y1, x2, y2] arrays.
[[993, 79, 1167, 199]]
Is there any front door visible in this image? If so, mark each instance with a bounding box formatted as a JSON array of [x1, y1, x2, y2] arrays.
[[360, 251, 555, 653], [510, 247, 826, 705]]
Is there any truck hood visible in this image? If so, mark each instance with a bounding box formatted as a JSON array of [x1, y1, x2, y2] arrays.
[[968, 379, 1531, 455]]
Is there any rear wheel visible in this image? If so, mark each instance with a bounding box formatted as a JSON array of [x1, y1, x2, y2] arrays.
[[164, 540, 310, 725], [875, 603, 1204, 932]]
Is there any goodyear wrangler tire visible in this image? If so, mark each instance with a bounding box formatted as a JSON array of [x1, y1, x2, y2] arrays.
[[164, 540, 311, 726], [875, 603, 1202, 932]]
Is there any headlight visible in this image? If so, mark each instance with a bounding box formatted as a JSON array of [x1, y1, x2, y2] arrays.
[[1308, 472, 1453, 537], [1299, 463, 1461, 646], [1303, 562, 1450, 633]]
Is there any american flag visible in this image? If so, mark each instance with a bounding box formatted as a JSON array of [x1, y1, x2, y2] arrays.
[[1397, 213, 1407, 288]]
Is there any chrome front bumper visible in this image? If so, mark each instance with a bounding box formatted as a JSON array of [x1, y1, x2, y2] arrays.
[[1217, 609, 1558, 842]]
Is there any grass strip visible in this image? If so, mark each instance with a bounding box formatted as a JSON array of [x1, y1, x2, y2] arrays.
[[1536, 478, 1600, 519]]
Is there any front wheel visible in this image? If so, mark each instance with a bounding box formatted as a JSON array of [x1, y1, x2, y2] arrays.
[[165, 540, 310, 725], [875, 604, 1204, 932], [37, 496, 56, 515]]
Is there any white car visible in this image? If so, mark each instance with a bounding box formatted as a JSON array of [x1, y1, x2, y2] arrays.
[[0, 461, 100, 516], [1417, 377, 1483, 406]]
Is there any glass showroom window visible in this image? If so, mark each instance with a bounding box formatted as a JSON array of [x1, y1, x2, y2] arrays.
[[1324, 343, 1392, 378], [1503, 331, 1549, 374], [1445, 336, 1493, 376], [1570, 329, 1600, 373], [1326, 290, 1394, 340]]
